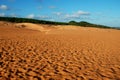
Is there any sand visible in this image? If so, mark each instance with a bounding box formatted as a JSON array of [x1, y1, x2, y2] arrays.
[[0, 21, 120, 80]]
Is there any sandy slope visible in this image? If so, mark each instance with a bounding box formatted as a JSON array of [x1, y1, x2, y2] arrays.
[[16, 23, 51, 33], [0, 21, 120, 80]]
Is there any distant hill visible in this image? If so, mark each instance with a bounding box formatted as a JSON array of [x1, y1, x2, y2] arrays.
[[0, 17, 119, 30], [69, 21, 112, 29]]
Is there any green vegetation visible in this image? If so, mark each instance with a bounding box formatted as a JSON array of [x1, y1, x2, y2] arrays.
[[69, 21, 78, 25], [0, 17, 68, 25], [0, 16, 119, 29], [68, 21, 112, 29]]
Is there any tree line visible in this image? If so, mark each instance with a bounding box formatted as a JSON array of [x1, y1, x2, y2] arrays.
[[0, 16, 117, 29], [0, 17, 68, 25]]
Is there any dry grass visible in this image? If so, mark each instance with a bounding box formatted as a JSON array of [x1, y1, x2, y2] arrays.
[[0, 21, 120, 80]]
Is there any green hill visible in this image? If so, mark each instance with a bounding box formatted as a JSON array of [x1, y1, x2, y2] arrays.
[[69, 21, 112, 29]]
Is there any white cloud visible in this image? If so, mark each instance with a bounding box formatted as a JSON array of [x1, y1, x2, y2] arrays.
[[38, 15, 51, 19], [64, 10, 90, 19], [0, 5, 8, 10], [77, 10, 90, 15], [26, 14, 52, 20], [53, 12, 62, 16], [64, 14, 79, 18], [0, 13, 5, 16], [10, 13, 17, 17], [27, 14, 35, 18], [49, 19, 55, 21]]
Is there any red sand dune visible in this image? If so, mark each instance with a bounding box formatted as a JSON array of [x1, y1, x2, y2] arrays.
[[0, 21, 120, 80]]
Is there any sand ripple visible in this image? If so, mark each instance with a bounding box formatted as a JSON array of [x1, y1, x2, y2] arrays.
[[0, 22, 120, 80]]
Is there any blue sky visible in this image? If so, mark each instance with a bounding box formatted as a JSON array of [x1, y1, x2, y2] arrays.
[[0, 0, 120, 27]]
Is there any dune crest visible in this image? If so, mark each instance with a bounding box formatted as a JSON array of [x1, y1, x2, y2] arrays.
[[15, 23, 50, 33]]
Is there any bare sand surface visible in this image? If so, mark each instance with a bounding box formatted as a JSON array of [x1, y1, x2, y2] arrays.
[[0, 21, 120, 80]]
